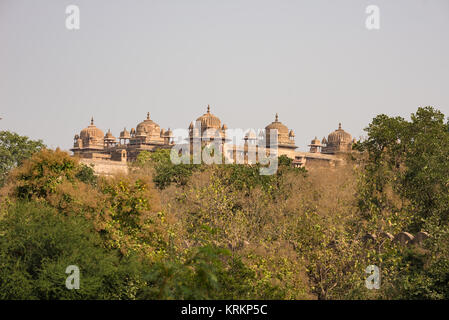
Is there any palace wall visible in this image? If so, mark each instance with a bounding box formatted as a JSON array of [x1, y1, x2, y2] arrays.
[[79, 158, 128, 176]]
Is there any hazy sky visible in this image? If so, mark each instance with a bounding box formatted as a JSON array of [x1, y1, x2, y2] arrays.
[[1, 0, 448, 151]]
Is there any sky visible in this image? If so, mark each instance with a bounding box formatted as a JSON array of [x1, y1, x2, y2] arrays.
[[0, 0, 448, 151]]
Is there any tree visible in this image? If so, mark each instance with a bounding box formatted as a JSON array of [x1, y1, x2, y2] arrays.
[[0, 201, 145, 299], [355, 106, 449, 299], [138, 245, 231, 299], [136, 149, 200, 189], [0, 131, 45, 186], [8, 148, 80, 200], [356, 106, 449, 231]]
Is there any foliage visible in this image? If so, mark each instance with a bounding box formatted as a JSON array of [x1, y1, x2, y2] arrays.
[[354, 106, 449, 299], [0, 131, 45, 187], [136, 149, 200, 189], [9, 148, 80, 200], [98, 174, 166, 257], [0, 201, 144, 299], [75, 164, 97, 186], [355, 106, 449, 230], [138, 245, 230, 299], [1, 105, 449, 300], [3, 148, 165, 258]]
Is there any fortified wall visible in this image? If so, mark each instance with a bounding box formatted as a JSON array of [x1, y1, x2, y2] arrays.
[[79, 158, 128, 176]]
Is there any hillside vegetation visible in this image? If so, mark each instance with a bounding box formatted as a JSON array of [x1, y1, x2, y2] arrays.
[[0, 106, 448, 299]]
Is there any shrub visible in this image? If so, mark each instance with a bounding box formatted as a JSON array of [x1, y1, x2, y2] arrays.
[[0, 201, 145, 299]]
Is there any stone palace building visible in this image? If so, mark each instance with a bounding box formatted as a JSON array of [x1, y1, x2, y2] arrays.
[[71, 105, 356, 174]]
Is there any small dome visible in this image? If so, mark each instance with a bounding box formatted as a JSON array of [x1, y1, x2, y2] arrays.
[[80, 117, 104, 140], [136, 112, 161, 136], [244, 129, 257, 140], [289, 130, 295, 137], [104, 129, 116, 142], [195, 105, 221, 129], [309, 136, 321, 146], [165, 128, 173, 137], [327, 123, 352, 144], [120, 128, 131, 139], [105, 129, 114, 138], [222, 123, 228, 130]]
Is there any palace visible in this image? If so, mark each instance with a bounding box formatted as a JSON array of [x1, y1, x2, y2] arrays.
[[71, 105, 356, 174]]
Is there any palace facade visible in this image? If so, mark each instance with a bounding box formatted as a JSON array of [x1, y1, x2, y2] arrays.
[[71, 105, 356, 172]]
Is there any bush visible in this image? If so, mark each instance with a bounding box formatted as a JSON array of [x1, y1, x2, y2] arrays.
[[9, 149, 81, 200], [0, 201, 145, 299], [136, 150, 200, 189]]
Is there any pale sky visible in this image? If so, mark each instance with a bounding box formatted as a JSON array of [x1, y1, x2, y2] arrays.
[[1, 0, 448, 151]]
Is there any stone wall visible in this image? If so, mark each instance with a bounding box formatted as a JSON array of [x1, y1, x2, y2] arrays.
[[79, 158, 128, 176]]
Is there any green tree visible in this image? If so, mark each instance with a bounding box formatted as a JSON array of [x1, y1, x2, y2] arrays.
[[0, 131, 45, 186], [356, 106, 449, 230], [138, 245, 230, 299], [137, 149, 200, 189], [0, 201, 145, 299], [355, 106, 449, 299]]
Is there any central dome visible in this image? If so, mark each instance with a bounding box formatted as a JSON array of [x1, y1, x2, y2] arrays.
[[80, 118, 104, 140], [265, 113, 289, 135], [136, 112, 161, 136], [196, 105, 221, 129], [327, 123, 352, 143], [264, 113, 296, 148]]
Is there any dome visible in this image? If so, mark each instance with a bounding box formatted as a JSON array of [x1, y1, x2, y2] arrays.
[[265, 113, 296, 148], [309, 136, 321, 146], [136, 112, 161, 136], [195, 105, 221, 129], [265, 113, 289, 136], [244, 129, 257, 140], [80, 118, 104, 140], [327, 123, 352, 144], [120, 128, 131, 139], [104, 129, 116, 141], [165, 128, 173, 137]]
